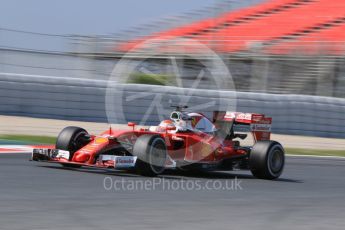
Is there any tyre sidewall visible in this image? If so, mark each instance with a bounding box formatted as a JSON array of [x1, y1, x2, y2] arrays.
[[249, 141, 285, 179], [133, 135, 167, 176], [266, 144, 285, 178], [56, 126, 88, 160]]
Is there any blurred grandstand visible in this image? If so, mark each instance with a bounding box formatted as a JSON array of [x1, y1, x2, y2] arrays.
[[1, 0, 345, 97]]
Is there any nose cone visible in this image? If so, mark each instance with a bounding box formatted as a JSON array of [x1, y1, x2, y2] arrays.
[[73, 152, 90, 162]]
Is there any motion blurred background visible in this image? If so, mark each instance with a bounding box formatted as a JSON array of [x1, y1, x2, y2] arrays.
[[1, 0, 345, 139], [1, 3, 345, 229]]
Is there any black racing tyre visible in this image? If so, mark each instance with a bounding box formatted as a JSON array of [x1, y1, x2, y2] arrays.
[[56, 126, 89, 161], [249, 141, 285, 180], [133, 135, 167, 177]]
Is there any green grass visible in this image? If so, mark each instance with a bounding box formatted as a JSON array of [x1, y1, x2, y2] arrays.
[[0, 135, 56, 144], [286, 148, 345, 157], [127, 73, 171, 85]]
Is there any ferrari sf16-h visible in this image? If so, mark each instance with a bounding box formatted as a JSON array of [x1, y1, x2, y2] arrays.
[[31, 106, 285, 179]]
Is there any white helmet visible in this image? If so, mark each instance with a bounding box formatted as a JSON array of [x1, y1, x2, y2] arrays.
[[156, 120, 176, 132]]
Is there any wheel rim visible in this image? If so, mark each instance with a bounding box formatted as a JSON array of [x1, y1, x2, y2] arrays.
[[269, 149, 284, 173], [72, 131, 87, 150]]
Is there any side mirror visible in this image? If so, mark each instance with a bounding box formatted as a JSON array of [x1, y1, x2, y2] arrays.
[[127, 122, 136, 127], [128, 122, 136, 131]]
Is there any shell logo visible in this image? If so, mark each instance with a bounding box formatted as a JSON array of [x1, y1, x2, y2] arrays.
[[95, 137, 108, 144]]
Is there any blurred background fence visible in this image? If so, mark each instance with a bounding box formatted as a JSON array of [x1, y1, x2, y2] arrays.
[[1, 48, 345, 97], [0, 72, 344, 138]]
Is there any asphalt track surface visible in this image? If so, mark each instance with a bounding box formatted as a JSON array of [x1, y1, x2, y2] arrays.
[[0, 153, 344, 230]]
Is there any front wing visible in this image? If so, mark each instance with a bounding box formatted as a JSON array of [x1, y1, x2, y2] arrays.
[[31, 148, 137, 169], [31, 148, 177, 169]]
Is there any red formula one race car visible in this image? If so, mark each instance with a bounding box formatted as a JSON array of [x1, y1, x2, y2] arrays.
[[31, 106, 285, 179]]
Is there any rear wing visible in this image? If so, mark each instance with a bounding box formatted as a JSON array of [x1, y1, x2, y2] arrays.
[[213, 111, 272, 141]]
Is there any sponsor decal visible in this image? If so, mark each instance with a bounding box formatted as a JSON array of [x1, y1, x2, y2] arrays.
[[252, 114, 264, 122], [250, 123, 271, 132], [114, 156, 137, 168], [233, 124, 250, 132], [224, 111, 237, 119], [190, 116, 202, 128], [191, 117, 197, 127], [252, 117, 272, 124], [56, 150, 70, 160], [116, 158, 134, 164], [236, 113, 252, 120]]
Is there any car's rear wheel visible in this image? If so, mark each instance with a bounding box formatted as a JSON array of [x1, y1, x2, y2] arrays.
[[249, 141, 285, 180], [133, 135, 167, 177], [56, 126, 89, 166]]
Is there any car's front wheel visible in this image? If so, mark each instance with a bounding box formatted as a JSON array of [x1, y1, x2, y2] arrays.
[[56, 126, 90, 164], [133, 135, 167, 177]]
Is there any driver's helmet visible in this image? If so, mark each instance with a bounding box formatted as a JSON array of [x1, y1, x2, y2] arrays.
[[157, 120, 176, 132]]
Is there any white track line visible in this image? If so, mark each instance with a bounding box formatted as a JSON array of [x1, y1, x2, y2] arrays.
[[286, 154, 345, 160], [0, 72, 107, 83], [0, 145, 54, 154]]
